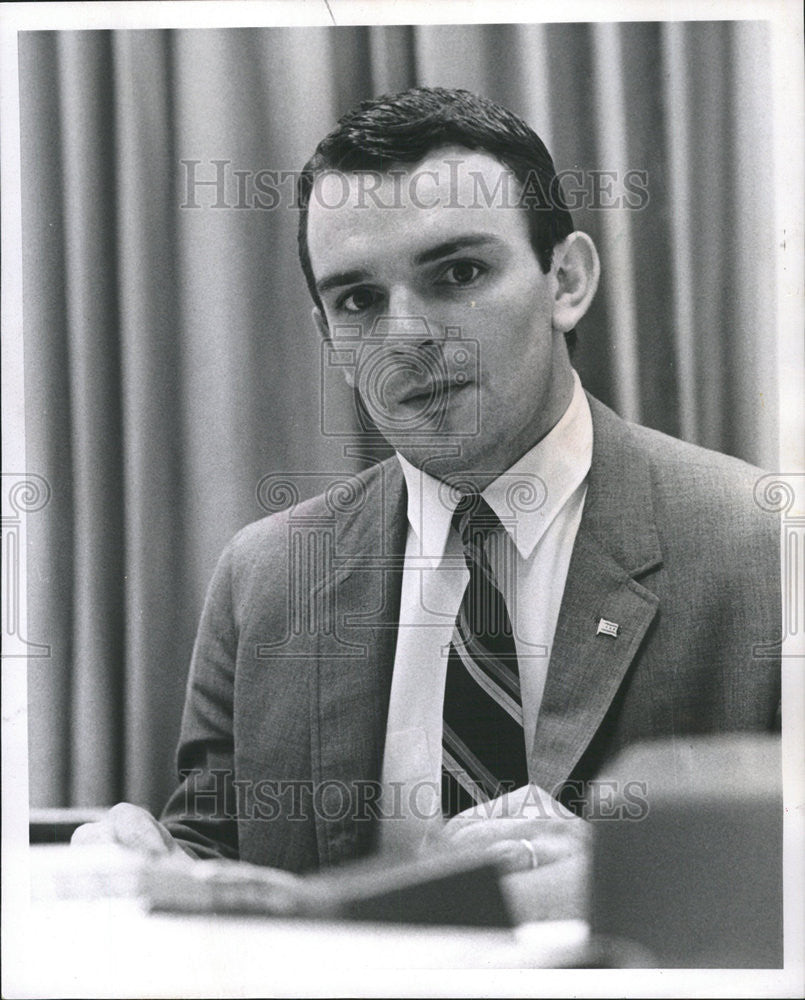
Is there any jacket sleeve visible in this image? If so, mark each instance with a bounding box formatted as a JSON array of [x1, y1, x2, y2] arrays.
[[160, 541, 240, 860]]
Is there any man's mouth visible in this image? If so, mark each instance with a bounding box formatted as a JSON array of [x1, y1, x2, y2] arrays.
[[395, 380, 470, 406]]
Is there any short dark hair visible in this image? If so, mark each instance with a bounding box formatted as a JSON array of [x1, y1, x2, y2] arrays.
[[297, 86, 576, 346]]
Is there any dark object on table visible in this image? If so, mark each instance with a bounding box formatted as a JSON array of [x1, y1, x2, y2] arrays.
[[145, 849, 514, 929], [590, 734, 783, 967]]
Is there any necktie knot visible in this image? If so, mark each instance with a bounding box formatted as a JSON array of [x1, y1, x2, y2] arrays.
[[451, 493, 503, 550]]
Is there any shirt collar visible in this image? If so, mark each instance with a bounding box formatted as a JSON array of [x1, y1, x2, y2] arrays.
[[397, 369, 593, 565]]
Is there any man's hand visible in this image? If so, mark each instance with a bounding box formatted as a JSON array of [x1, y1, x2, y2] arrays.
[[71, 802, 190, 861], [431, 784, 592, 922]]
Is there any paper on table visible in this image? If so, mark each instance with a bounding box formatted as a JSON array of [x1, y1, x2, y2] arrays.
[[31, 844, 149, 901], [143, 854, 312, 915]]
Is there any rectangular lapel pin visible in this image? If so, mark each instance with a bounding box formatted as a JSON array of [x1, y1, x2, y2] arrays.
[[597, 618, 620, 638]]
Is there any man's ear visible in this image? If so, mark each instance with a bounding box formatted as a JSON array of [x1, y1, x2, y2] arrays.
[[551, 232, 600, 334], [313, 306, 356, 388]]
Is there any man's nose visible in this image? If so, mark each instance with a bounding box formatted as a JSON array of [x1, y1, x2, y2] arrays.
[[377, 286, 443, 345]]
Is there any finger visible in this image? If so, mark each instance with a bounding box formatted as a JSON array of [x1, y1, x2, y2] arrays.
[[445, 818, 530, 849], [529, 832, 578, 865], [501, 850, 591, 922], [482, 838, 540, 875], [419, 834, 533, 874], [71, 822, 107, 847], [106, 803, 174, 855], [446, 784, 577, 823], [515, 784, 577, 820], [445, 815, 585, 850]]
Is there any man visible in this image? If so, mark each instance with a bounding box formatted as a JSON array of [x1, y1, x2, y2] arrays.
[[74, 88, 780, 918]]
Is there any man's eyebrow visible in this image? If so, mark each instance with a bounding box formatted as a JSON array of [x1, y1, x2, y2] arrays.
[[315, 269, 371, 295], [315, 235, 505, 294], [414, 234, 506, 265]]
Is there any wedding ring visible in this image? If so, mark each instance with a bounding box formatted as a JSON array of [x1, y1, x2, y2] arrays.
[[519, 838, 538, 870]]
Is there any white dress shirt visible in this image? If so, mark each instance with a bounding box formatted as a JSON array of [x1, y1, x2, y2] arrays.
[[377, 371, 593, 856]]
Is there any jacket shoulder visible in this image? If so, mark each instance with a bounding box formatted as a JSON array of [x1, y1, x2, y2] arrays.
[[224, 457, 396, 577], [620, 420, 778, 576], [628, 420, 770, 517]]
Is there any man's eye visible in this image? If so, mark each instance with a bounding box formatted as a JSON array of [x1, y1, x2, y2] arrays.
[[439, 261, 485, 286], [338, 288, 379, 313]]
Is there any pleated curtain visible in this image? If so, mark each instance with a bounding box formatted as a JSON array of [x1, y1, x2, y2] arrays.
[[20, 22, 776, 812]]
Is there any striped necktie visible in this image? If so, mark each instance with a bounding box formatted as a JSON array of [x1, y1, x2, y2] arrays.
[[441, 493, 529, 817]]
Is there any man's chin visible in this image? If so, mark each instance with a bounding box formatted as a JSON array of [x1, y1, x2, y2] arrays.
[[388, 442, 491, 487]]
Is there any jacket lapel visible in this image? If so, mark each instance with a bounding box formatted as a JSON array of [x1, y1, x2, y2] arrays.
[[529, 396, 663, 791], [309, 458, 407, 866]]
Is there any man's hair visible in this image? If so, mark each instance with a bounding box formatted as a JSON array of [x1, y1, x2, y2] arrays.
[[297, 86, 576, 347]]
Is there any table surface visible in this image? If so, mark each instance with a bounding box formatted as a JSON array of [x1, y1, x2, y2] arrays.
[[6, 845, 590, 998]]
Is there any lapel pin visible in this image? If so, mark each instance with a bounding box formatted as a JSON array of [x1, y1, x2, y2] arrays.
[[597, 618, 620, 638]]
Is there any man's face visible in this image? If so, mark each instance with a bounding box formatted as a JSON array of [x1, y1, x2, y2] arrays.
[[306, 146, 576, 486]]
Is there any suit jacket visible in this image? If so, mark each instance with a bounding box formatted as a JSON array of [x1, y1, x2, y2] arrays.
[[161, 395, 781, 871]]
